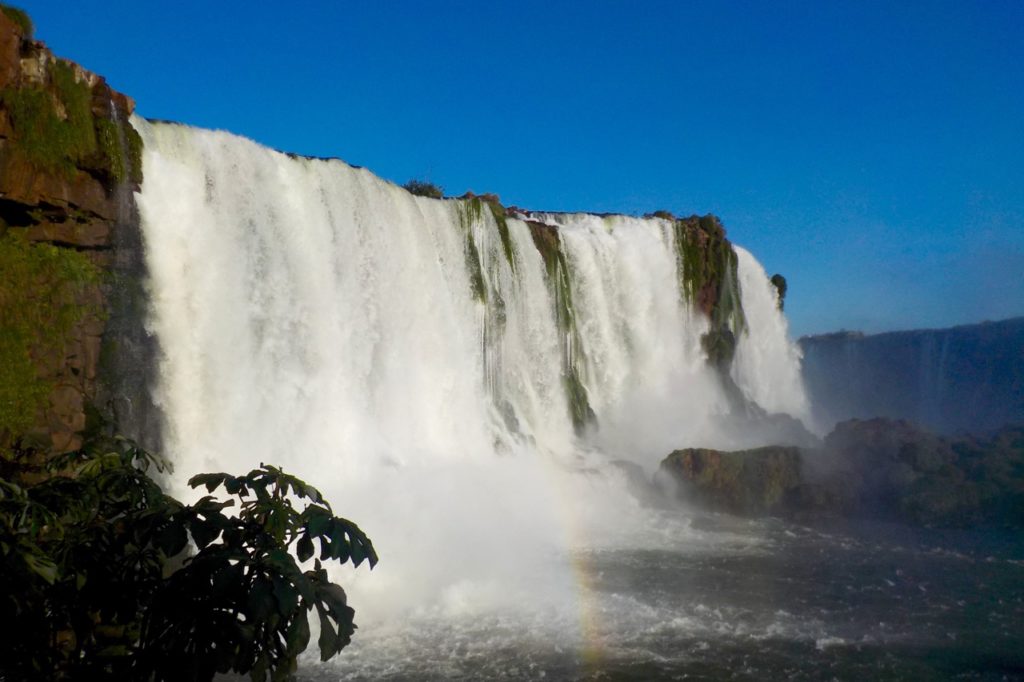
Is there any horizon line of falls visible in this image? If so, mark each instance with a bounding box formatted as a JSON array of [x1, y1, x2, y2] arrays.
[[133, 117, 809, 671]]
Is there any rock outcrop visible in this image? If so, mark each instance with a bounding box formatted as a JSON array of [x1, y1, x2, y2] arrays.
[[658, 418, 1024, 528], [658, 446, 802, 515], [815, 418, 1024, 526], [0, 9, 157, 462]]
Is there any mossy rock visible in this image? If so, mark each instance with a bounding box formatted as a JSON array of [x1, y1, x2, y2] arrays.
[[0, 231, 101, 451], [671, 214, 746, 334], [0, 4, 32, 38], [1, 58, 142, 188], [659, 446, 803, 515], [770, 273, 787, 310], [527, 220, 594, 433]]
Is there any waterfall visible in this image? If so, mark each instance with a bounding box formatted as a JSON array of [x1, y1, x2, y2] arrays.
[[732, 246, 810, 419], [132, 117, 808, 638], [800, 317, 1024, 434]]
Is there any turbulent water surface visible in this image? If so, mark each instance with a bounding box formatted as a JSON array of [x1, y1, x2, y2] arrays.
[[133, 118, 1022, 680], [300, 517, 1024, 680]]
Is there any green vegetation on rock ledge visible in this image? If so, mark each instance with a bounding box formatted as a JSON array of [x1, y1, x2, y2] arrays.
[[671, 214, 745, 333], [94, 117, 144, 185], [0, 232, 101, 448], [485, 198, 517, 274], [528, 221, 595, 431], [0, 58, 142, 186], [455, 198, 488, 303], [2, 60, 92, 176], [667, 214, 748, 391], [770, 273, 787, 310], [0, 4, 32, 38], [402, 179, 443, 199]]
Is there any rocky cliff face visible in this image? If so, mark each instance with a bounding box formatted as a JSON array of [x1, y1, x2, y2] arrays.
[[800, 318, 1024, 434], [0, 9, 157, 462], [657, 418, 1024, 528], [657, 445, 803, 515]]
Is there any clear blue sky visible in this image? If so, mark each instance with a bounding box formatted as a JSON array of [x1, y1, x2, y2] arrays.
[[20, 0, 1024, 336]]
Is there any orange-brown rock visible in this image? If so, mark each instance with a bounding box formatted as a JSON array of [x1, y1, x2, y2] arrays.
[[0, 11, 146, 458]]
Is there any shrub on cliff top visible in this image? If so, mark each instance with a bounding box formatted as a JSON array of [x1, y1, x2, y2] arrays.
[[0, 4, 33, 38], [770, 273, 787, 310], [403, 179, 444, 199]]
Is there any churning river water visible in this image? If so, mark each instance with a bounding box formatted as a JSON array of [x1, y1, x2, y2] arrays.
[[296, 512, 1024, 681]]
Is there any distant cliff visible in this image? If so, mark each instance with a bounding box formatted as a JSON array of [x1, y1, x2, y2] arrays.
[[800, 318, 1024, 434]]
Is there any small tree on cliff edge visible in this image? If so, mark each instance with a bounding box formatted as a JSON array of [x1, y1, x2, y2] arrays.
[[770, 273, 787, 310], [0, 435, 376, 681], [403, 179, 444, 199]]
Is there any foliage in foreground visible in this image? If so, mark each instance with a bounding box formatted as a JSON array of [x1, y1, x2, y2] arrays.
[[0, 436, 376, 681]]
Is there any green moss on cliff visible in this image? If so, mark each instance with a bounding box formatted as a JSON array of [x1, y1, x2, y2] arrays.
[[770, 273, 787, 311], [94, 118, 125, 182], [126, 122, 143, 184], [485, 199, 517, 274], [1, 61, 96, 176], [668, 214, 750, 396], [0, 232, 101, 449], [0, 4, 32, 38], [94, 118, 144, 185], [672, 215, 739, 321], [671, 213, 746, 334], [528, 222, 595, 432], [1, 59, 143, 187], [713, 248, 745, 334], [2, 87, 76, 176], [50, 62, 95, 154], [455, 199, 488, 303]]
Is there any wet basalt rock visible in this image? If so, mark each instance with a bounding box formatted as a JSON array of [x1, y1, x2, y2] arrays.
[[658, 418, 1024, 528]]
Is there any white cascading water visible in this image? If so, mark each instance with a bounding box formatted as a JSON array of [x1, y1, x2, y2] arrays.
[[732, 246, 810, 418], [132, 118, 810, 672]]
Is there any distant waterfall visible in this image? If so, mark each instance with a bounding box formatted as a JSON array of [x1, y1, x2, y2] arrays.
[[133, 117, 808, 626], [800, 318, 1024, 434]]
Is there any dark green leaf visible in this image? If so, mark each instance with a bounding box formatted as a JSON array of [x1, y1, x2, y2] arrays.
[[272, 574, 299, 614], [248, 577, 276, 622], [188, 472, 228, 493], [189, 516, 222, 549], [319, 583, 348, 615], [157, 520, 188, 556], [304, 505, 331, 536], [296, 534, 314, 562], [286, 612, 311, 656], [316, 607, 339, 661], [23, 552, 58, 584]]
